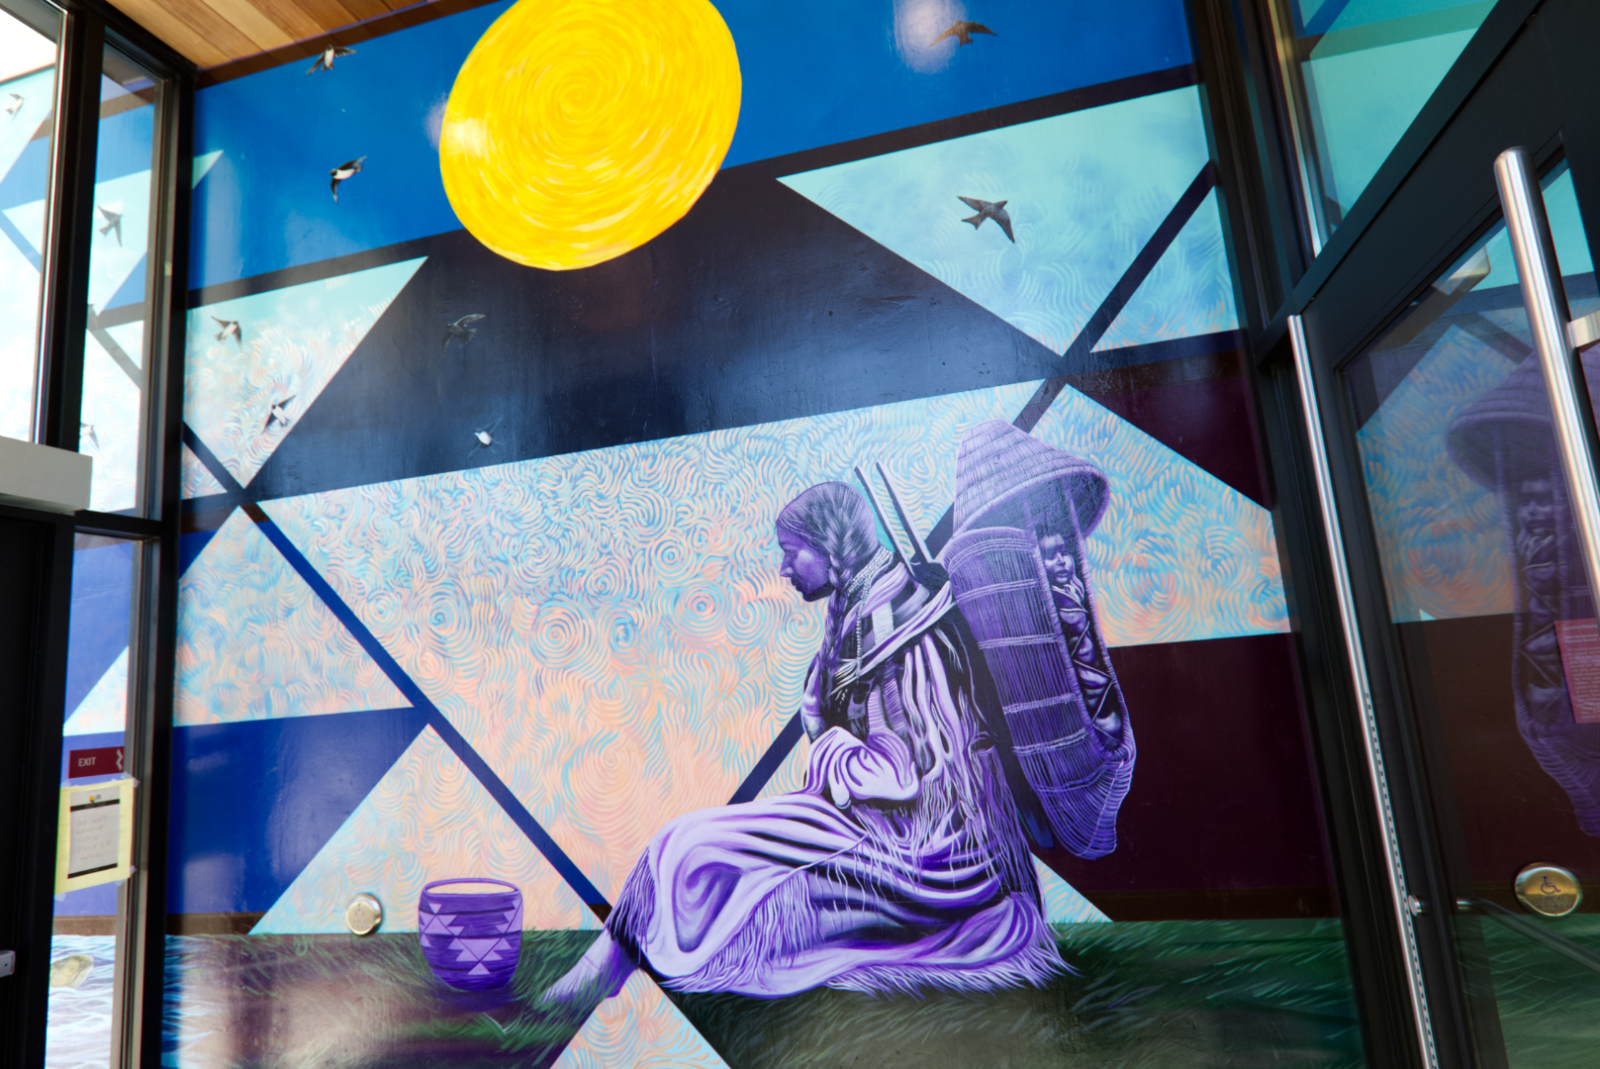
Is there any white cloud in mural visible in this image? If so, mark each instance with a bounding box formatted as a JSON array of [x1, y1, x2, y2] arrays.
[[183, 256, 426, 492]]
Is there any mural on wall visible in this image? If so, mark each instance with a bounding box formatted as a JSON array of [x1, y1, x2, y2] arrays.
[[166, 0, 1362, 1066]]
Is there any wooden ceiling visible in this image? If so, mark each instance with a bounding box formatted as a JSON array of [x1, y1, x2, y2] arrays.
[[107, 0, 470, 75]]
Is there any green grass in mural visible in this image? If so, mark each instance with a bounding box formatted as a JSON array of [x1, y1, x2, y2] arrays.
[[164, 930, 598, 1068], [1482, 914, 1600, 1068], [673, 920, 1366, 1069], [164, 920, 1368, 1068]]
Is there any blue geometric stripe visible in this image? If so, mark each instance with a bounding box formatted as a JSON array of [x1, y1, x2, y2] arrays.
[[182, 422, 611, 913]]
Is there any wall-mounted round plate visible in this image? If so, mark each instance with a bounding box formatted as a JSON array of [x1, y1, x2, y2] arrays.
[[345, 893, 383, 935], [1513, 864, 1582, 917]]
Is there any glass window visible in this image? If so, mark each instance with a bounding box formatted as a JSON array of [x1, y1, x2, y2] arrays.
[[1343, 161, 1600, 1066], [1272, 0, 1497, 245], [48, 534, 136, 1069], [0, 0, 59, 442], [84, 46, 161, 515]]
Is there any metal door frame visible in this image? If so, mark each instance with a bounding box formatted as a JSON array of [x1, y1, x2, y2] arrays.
[[1192, 0, 1600, 1064]]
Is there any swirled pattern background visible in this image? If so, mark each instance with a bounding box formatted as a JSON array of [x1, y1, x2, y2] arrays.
[[175, 509, 406, 725], [551, 970, 730, 1069], [181, 443, 228, 499], [255, 726, 596, 932], [1355, 322, 1518, 622], [440, 0, 740, 270], [779, 86, 1238, 357], [183, 258, 425, 490], [247, 376, 1285, 905]]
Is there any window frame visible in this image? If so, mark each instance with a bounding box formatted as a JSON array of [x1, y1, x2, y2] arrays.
[[4, 0, 194, 1064]]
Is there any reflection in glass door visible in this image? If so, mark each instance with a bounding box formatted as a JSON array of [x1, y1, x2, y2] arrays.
[[1338, 160, 1600, 1067]]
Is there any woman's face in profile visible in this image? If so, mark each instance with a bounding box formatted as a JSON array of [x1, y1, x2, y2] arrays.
[[778, 529, 832, 601]]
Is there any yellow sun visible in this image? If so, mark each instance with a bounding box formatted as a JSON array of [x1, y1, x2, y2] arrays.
[[439, 0, 742, 271]]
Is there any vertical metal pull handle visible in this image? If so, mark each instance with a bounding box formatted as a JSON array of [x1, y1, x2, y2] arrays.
[[1288, 317, 1439, 1069], [1494, 147, 1600, 603]]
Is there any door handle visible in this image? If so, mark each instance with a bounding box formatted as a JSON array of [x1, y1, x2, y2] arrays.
[[0, 950, 13, 978], [1287, 316, 1440, 1069], [1493, 147, 1600, 601]]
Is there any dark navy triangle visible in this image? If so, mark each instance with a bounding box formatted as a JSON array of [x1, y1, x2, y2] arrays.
[[240, 168, 1260, 511], [167, 706, 429, 915]]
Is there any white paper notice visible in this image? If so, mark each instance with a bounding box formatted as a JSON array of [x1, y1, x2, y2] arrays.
[[67, 791, 121, 877], [56, 778, 135, 892]]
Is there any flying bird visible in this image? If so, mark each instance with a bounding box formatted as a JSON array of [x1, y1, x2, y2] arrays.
[[958, 196, 1014, 243], [442, 313, 487, 354], [212, 317, 242, 347], [930, 20, 996, 46], [263, 395, 296, 433], [97, 205, 123, 245], [5, 93, 22, 118], [329, 156, 366, 201], [81, 422, 99, 452], [306, 45, 356, 74]]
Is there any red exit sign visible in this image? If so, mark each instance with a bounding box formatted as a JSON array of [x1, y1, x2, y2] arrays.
[[68, 747, 124, 778]]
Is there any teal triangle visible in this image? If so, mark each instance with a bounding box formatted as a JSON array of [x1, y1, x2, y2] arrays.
[[778, 86, 1220, 356]]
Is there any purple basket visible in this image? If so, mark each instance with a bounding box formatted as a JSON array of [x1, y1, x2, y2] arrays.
[[418, 878, 524, 991]]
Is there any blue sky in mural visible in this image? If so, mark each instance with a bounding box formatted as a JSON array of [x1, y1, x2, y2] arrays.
[[189, 0, 1192, 288], [780, 86, 1236, 355]]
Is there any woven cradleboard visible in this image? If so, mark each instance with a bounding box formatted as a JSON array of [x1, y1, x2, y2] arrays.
[[944, 421, 1134, 859]]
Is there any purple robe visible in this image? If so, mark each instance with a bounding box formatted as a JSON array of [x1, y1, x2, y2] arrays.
[[607, 553, 1064, 997]]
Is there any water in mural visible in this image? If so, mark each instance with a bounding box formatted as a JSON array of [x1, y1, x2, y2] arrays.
[[168, 0, 1361, 1064]]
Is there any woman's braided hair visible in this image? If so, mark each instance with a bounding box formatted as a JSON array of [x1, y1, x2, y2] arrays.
[[775, 481, 880, 592]]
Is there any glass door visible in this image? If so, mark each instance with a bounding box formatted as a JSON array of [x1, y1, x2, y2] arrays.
[[1281, 0, 1600, 1064]]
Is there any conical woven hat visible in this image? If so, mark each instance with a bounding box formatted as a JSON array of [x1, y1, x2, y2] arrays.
[[1447, 357, 1560, 488], [953, 420, 1109, 536]]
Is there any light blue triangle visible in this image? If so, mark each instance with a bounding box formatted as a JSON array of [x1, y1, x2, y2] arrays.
[[192, 150, 221, 188], [1034, 857, 1110, 925], [779, 86, 1217, 355], [64, 648, 128, 736], [1092, 186, 1239, 351], [176, 508, 409, 725], [184, 256, 426, 488], [252, 725, 600, 933]]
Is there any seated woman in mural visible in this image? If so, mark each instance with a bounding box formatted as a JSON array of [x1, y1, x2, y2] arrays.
[[544, 481, 1062, 1006]]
